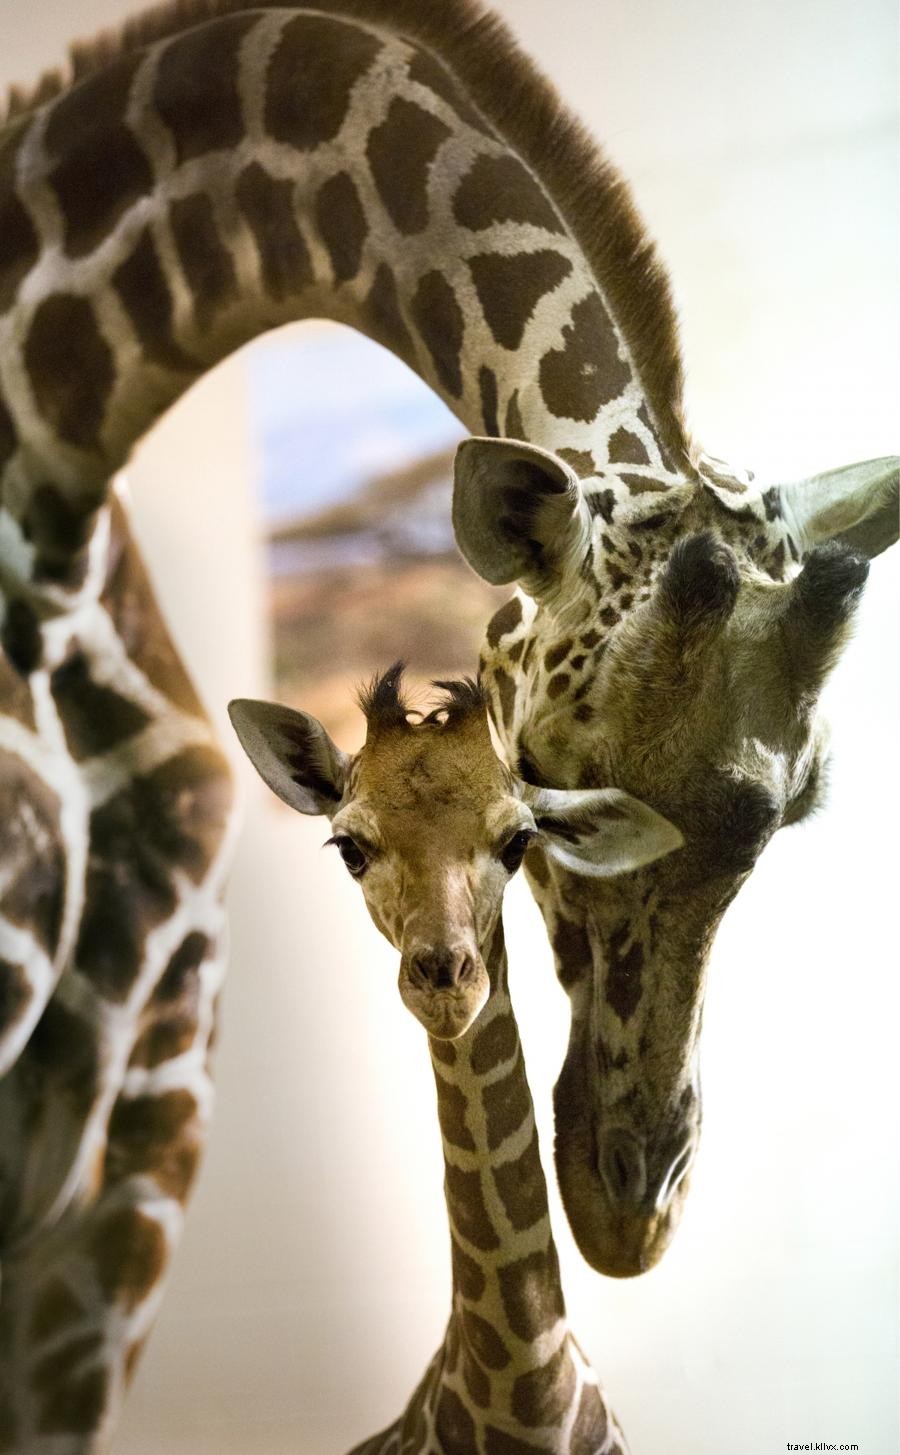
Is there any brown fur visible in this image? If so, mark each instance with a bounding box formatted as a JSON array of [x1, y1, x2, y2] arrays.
[[1, 0, 695, 472]]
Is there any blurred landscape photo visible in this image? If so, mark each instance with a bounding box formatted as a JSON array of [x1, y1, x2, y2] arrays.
[[249, 323, 509, 750]]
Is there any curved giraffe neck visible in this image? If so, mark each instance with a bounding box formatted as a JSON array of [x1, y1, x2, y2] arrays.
[[352, 925, 625, 1454], [0, 2, 686, 596]]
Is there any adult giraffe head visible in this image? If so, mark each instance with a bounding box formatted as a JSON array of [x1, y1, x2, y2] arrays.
[[229, 665, 683, 1040], [454, 437, 898, 1275]]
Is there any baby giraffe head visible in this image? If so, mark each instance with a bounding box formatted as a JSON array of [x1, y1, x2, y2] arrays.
[[229, 665, 683, 1039]]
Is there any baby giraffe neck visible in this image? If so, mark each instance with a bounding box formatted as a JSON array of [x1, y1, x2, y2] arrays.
[[416, 922, 624, 1453]]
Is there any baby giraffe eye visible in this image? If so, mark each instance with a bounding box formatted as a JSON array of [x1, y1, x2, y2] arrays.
[[499, 828, 535, 875], [328, 835, 368, 878]]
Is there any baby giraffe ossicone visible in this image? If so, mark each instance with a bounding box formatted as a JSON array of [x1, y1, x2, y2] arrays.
[[228, 666, 682, 1453]]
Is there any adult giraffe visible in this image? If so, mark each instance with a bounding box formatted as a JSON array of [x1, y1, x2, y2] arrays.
[[0, 0, 895, 1443]]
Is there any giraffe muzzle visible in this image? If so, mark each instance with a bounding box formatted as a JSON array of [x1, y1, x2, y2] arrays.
[[399, 946, 489, 1039]]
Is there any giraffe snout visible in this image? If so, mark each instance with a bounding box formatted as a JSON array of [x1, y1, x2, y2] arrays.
[[409, 946, 475, 990]]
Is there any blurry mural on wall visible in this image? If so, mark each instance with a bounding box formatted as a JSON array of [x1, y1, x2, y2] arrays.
[[249, 321, 509, 748]]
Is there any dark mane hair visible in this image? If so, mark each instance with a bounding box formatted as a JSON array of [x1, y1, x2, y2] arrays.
[[1, 0, 694, 471], [357, 663, 487, 733], [356, 660, 410, 730]]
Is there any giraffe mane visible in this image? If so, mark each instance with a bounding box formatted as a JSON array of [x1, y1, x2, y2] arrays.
[[1, 0, 695, 470], [358, 663, 488, 734]]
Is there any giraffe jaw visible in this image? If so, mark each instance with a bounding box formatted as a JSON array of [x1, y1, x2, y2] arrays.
[[552, 1038, 698, 1276], [398, 958, 490, 1040]]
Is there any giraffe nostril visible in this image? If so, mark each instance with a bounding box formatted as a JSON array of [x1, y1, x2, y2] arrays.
[[597, 1129, 647, 1211], [411, 949, 472, 990]]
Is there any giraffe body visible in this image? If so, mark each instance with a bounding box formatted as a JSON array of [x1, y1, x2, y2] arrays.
[[0, 0, 896, 1443], [230, 667, 685, 1450]]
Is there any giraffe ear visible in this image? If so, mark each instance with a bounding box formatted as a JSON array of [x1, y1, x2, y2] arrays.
[[775, 455, 898, 559], [228, 699, 349, 816], [452, 437, 591, 598], [521, 785, 683, 877]]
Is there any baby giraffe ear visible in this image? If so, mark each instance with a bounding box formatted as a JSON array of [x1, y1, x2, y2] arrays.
[[522, 785, 683, 877], [228, 699, 349, 816]]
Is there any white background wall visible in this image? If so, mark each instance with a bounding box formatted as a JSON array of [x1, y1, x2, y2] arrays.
[[2, 3, 898, 1451]]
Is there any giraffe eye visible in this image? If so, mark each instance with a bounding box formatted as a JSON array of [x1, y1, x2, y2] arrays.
[[329, 835, 368, 878], [499, 829, 535, 874]]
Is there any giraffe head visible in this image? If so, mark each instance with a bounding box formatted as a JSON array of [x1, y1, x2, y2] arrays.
[[454, 438, 898, 1275], [228, 666, 682, 1041]]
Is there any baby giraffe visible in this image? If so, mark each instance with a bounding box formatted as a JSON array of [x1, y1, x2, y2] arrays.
[[229, 666, 682, 1454]]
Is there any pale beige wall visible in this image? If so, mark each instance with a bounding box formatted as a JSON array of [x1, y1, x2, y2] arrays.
[[1, 4, 897, 1453]]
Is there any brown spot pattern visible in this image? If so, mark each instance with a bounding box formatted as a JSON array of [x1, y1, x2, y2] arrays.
[[492, 666, 517, 731], [315, 171, 367, 284], [511, 1340, 577, 1426], [411, 270, 465, 398], [571, 1381, 609, 1443], [0, 393, 17, 468], [367, 97, 451, 234], [406, 49, 491, 134], [24, 294, 114, 451], [497, 1246, 565, 1342], [558, 447, 597, 477], [539, 292, 631, 421], [454, 153, 564, 233], [25, 1000, 101, 1119], [484, 1426, 547, 1454], [235, 162, 314, 303], [434, 1386, 477, 1449], [436, 1076, 476, 1151], [105, 1089, 201, 1201], [1, 599, 41, 694], [170, 193, 238, 332], [112, 227, 196, 372], [444, 1164, 500, 1250], [470, 250, 571, 351], [50, 124, 153, 261], [0, 960, 30, 1040], [505, 390, 525, 437], [479, 364, 500, 435], [461, 1308, 509, 1373], [265, 14, 380, 151], [50, 650, 151, 761], [0, 190, 39, 314], [470, 1009, 517, 1074], [30, 1280, 85, 1343], [493, 1130, 547, 1232], [462, 1349, 491, 1407], [89, 1207, 167, 1309], [619, 471, 667, 494], [129, 933, 208, 1069], [44, 54, 141, 158], [0, 750, 64, 956], [155, 15, 255, 164], [451, 1235, 485, 1301], [482, 1052, 531, 1151], [102, 505, 205, 717], [486, 596, 522, 648], [365, 263, 414, 358], [35, 1339, 108, 1437], [76, 747, 231, 1000], [608, 428, 650, 466], [547, 672, 570, 699], [604, 921, 644, 1022], [544, 640, 572, 671]]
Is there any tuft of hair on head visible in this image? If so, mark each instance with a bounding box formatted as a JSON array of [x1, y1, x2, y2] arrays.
[[357, 660, 411, 732], [421, 676, 488, 729]]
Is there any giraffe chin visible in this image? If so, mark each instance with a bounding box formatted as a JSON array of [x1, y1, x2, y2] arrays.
[[397, 963, 490, 1041], [553, 1119, 692, 1277]]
